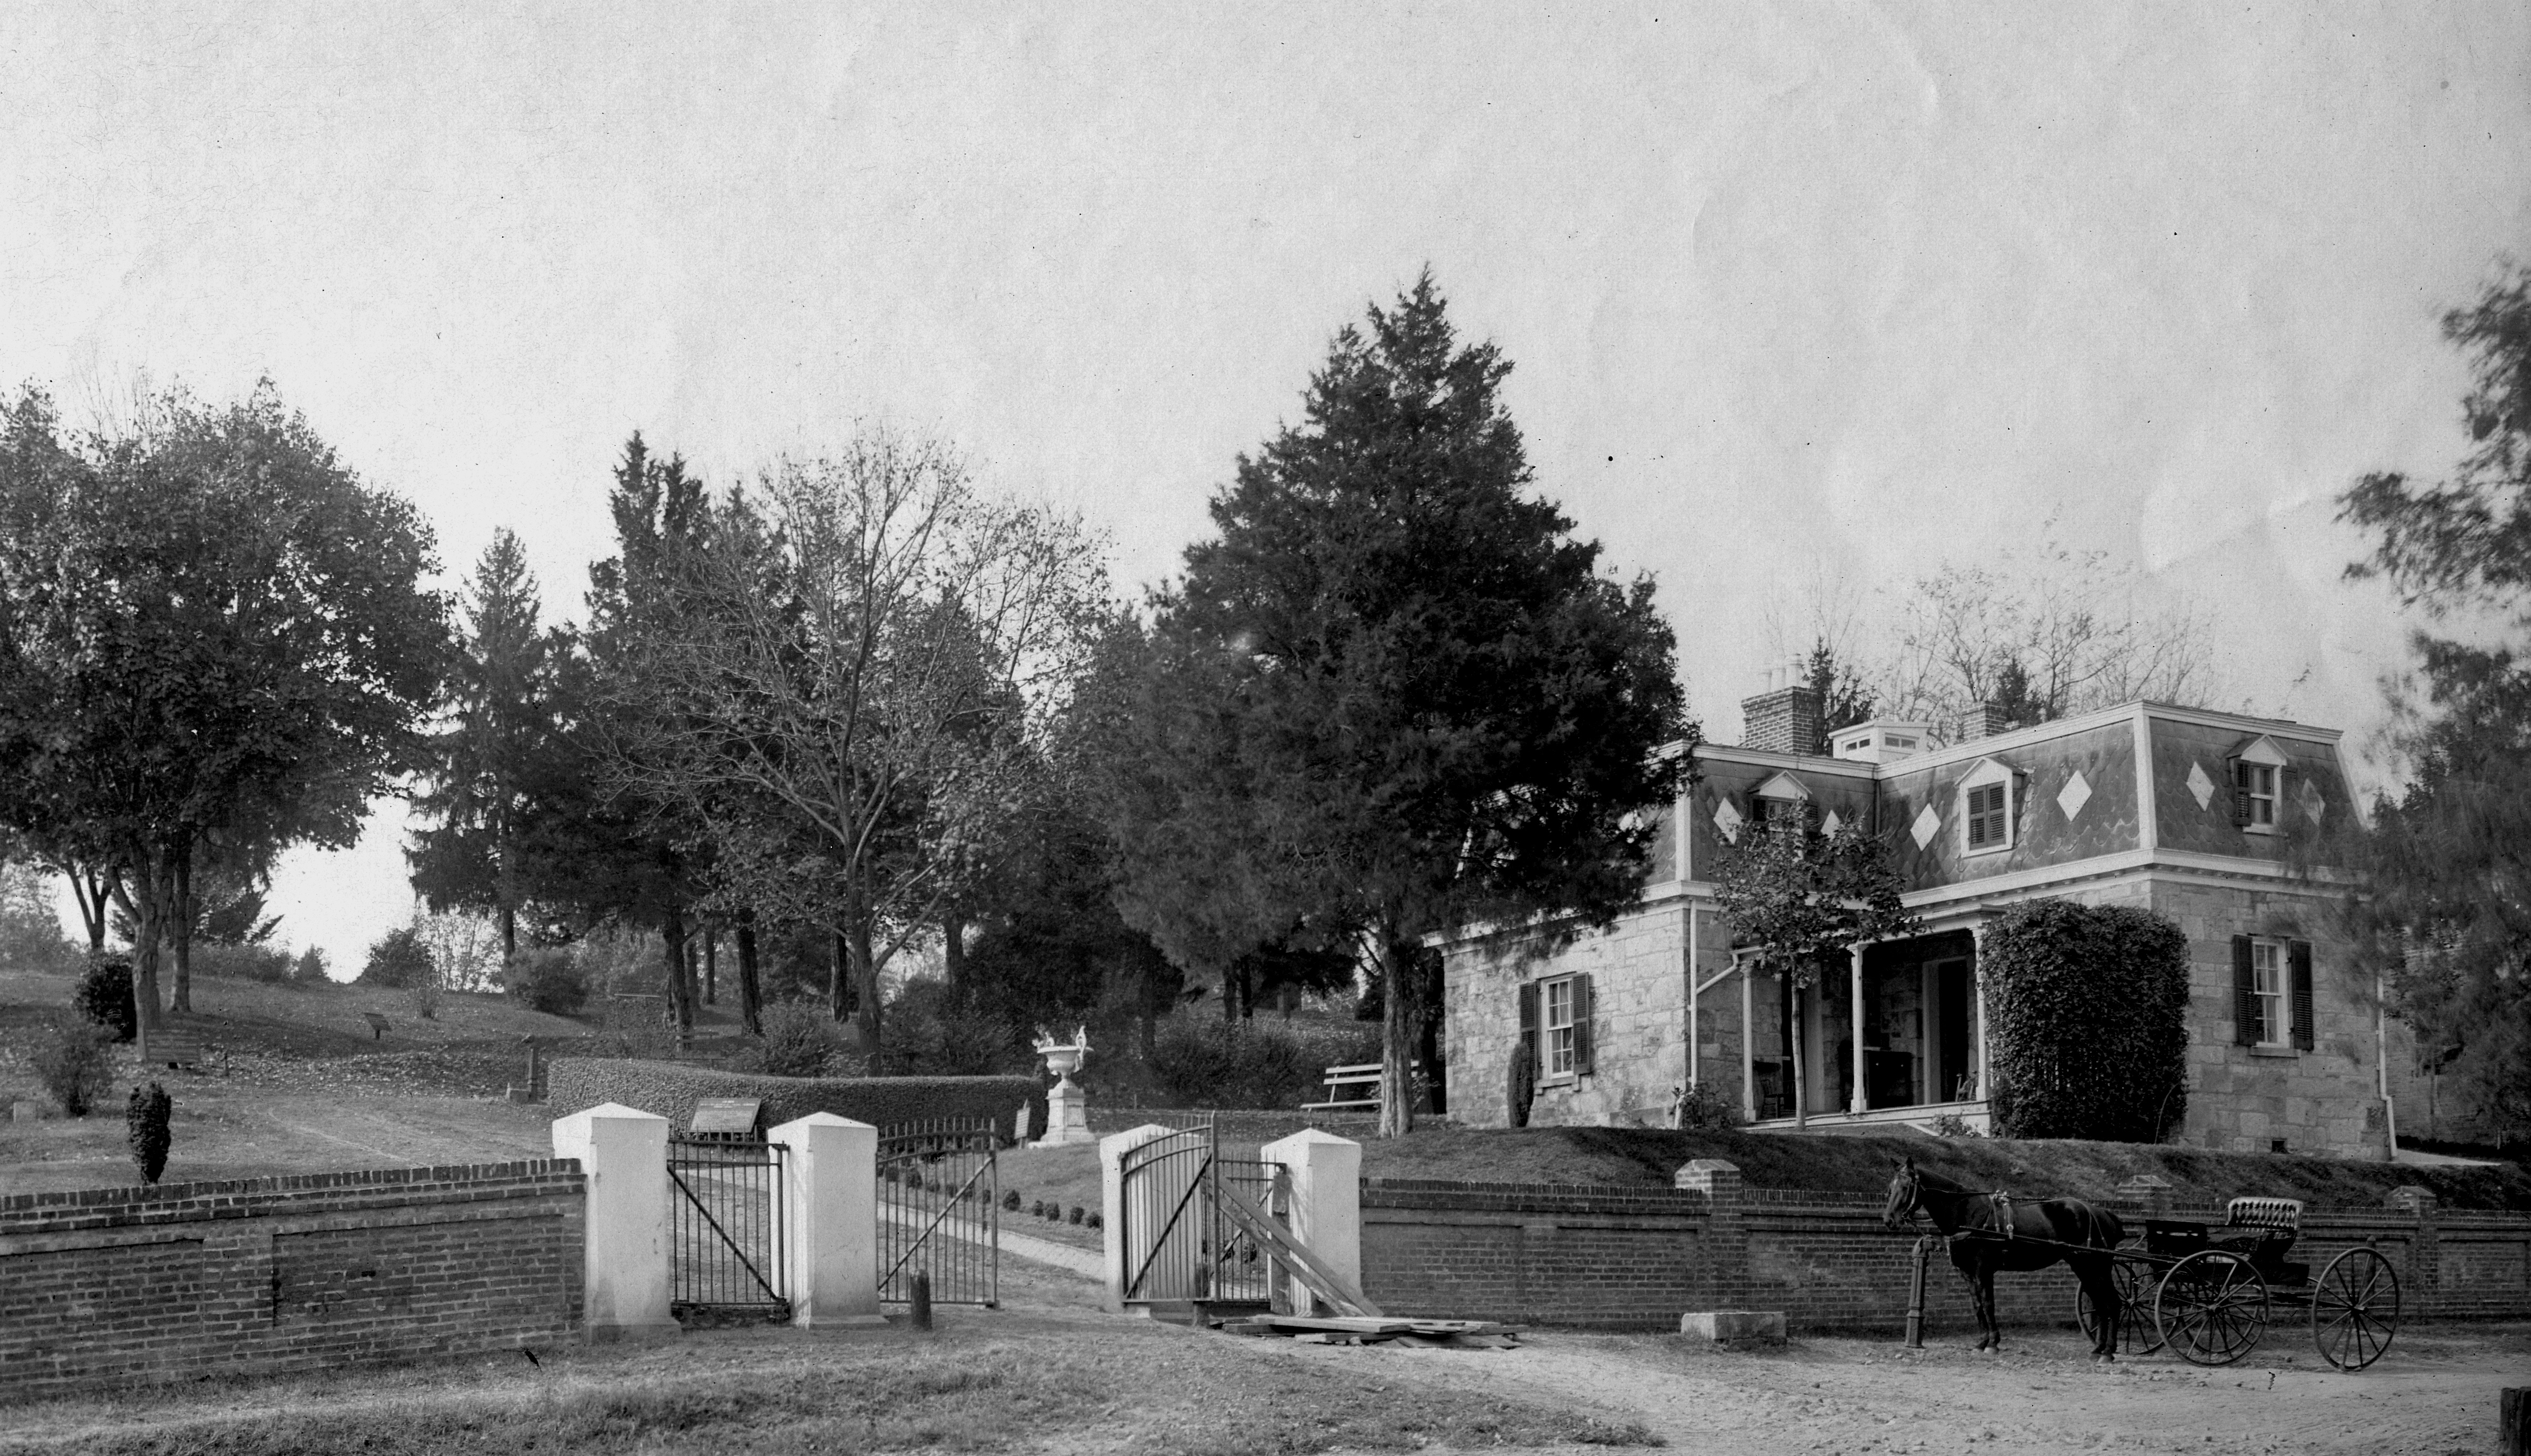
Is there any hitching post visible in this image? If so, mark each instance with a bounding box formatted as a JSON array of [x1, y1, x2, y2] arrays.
[[1905, 1234, 1932, 1347]]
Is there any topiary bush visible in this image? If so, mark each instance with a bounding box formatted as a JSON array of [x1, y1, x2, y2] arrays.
[[1982, 899, 2191, 1143], [501, 948, 589, 1016], [127, 1081, 172, 1183], [75, 959, 136, 1043], [31, 1015, 115, 1116]]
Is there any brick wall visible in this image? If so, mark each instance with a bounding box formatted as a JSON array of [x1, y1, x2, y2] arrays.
[[1360, 1176, 2531, 1334], [0, 1161, 584, 1403]]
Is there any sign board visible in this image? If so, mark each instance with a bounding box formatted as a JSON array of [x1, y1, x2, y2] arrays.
[[689, 1098, 763, 1138]]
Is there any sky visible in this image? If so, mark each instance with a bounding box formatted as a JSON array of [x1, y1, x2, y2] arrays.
[[4, 4, 2527, 975]]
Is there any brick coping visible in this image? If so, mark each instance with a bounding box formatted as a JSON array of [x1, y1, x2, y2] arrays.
[[1359, 1175, 2490, 1217], [0, 1157, 583, 1219]]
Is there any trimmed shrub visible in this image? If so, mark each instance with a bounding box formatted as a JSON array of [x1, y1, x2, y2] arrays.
[[127, 1081, 172, 1183], [1983, 900, 2190, 1143], [358, 927, 434, 988], [545, 1057, 1046, 1139], [501, 948, 589, 1016], [190, 942, 293, 983], [31, 1016, 115, 1116], [1145, 1016, 1378, 1109], [1002, 1189, 1021, 1212], [75, 959, 136, 1043], [1066, 1205, 1083, 1225]]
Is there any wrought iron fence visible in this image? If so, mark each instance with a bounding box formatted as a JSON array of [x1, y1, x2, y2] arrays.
[[666, 1137, 788, 1317], [1117, 1121, 1288, 1309], [878, 1119, 999, 1307]]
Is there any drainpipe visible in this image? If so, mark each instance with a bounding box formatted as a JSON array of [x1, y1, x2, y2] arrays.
[[2376, 975, 2399, 1159], [1686, 906, 1699, 1091]]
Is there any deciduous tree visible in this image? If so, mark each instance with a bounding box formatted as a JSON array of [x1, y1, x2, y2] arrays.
[[1710, 815, 1919, 1126], [0, 383, 445, 1037]]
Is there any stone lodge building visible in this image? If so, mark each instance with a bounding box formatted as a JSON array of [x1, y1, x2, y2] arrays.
[[1442, 676, 2407, 1159]]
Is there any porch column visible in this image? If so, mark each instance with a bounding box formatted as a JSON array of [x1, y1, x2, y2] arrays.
[[1969, 923, 1989, 1100], [1738, 955, 1757, 1123], [1849, 945, 1868, 1116]]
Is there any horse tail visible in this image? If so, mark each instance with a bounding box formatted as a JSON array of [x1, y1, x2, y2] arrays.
[[2085, 1202, 2125, 1250]]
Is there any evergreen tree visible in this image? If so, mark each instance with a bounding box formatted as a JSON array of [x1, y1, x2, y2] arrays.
[[2336, 259, 2531, 1134], [409, 529, 562, 958], [1097, 273, 1689, 1136]]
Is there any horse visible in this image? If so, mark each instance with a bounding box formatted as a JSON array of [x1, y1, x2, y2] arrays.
[[1882, 1156, 2129, 1361]]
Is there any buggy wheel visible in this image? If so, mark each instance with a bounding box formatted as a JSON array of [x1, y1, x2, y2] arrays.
[[2155, 1250, 2267, 1366], [2075, 1259, 2164, 1356], [2311, 1247, 2399, 1371]]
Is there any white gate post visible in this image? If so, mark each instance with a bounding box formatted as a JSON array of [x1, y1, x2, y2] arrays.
[[1099, 1123, 1176, 1313], [769, 1111, 886, 1327], [1263, 1129, 1363, 1316], [551, 1102, 679, 1340]]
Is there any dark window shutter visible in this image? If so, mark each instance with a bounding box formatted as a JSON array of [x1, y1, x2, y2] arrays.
[[1571, 973, 1595, 1076], [2231, 935, 2258, 1046], [2230, 761, 2253, 826], [2289, 941, 2315, 1050], [1517, 979, 1540, 1078]]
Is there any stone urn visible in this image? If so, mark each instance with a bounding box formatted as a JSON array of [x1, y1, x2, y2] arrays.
[[1031, 1025, 1095, 1147]]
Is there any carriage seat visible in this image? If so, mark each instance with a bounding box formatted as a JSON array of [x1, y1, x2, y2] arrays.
[[2221, 1197, 2306, 1284]]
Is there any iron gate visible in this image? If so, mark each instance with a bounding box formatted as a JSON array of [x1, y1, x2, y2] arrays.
[[1116, 1120, 1289, 1310], [667, 1137, 788, 1319], [878, 1119, 999, 1307]]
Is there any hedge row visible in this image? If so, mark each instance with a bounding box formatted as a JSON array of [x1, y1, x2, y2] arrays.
[[546, 1058, 1047, 1141], [1983, 900, 2191, 1143]]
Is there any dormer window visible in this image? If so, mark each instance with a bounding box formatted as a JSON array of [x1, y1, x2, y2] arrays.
[[1958, 759, 2016, 856], [2229, 736, 2290, 835], [1751, 771, 1810, 830]]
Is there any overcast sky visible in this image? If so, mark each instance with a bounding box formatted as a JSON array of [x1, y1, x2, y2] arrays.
[[5, 4, 2526, 974]]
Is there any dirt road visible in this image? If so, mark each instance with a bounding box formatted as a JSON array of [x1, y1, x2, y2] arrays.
[[1304, 1319, 2527, 1456]]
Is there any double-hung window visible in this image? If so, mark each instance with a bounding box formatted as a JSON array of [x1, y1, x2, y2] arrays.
[[2236, 761, 2279, 829], [1959, 760, 2015, 855], [1544, 976, 1578, 1078], [2248, 940, 2286, 1047]]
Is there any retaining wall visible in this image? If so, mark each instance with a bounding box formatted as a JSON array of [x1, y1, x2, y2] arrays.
[[0, 1160, 583, 1403], [1359, 1177, 2531, 1333]]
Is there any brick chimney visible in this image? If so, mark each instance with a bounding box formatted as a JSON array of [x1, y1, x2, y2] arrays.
[[1740, 662, 1824, 756], [1959, 700, 2013, 743]]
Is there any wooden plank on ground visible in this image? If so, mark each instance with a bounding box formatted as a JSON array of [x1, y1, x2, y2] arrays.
[[1213, 1179, 1386, 1318]]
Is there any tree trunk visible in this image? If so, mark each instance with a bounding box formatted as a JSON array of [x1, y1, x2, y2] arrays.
[[942, 911, 966, 993], [1238, 960, 1255, 1022], [498, 904, 516, 962], [1791, 978, 1810, 1129], [829, 931, 852, 1021], [170, 839, 193, 1014], [661, 906, 693, 1046], [1377, 931, 1422, 1139], [735, 913, 763, 1037], [126, 846, 169, 1042], [703, 926, 717, 1005], [66, 861, 110, 956], [847, 916, 880, 1056]]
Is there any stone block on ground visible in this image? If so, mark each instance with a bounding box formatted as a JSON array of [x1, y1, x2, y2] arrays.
[[1679, 1310, 1785, 1341]]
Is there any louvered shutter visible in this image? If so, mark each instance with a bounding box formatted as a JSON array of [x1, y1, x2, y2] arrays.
[[2276, 765, 2294, 823], [2231, 936, 2258, 1046], [1571, 974, 1595, 1076], [1517, 979, 1540, 1080], [2289, 941, 2316, 1050], [2230, 761, 2253, 827]]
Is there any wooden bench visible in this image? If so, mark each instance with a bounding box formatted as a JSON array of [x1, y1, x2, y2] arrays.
[[142, 1030, 223, 1075], [1301, 1061, 1424, 1112], [361, 1012, 392, 1040]]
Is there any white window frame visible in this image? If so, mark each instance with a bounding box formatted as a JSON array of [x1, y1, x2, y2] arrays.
[[2235, 737, 2288, 835], [1958, 759, 2015, 856], [1543, 975, 1578, 1081], [2248, 938, 2288, 1048], [1751, 770, 1810, 832]]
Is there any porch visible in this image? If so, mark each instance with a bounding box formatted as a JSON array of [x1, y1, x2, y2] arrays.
[[1733, 928, 1990, 1127]]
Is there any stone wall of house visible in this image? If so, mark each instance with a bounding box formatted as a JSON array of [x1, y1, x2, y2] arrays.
[[0, 1161, 584, 1403], [2149, 878, 2392, 1160], [1441, 902, 1691, 1131]]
